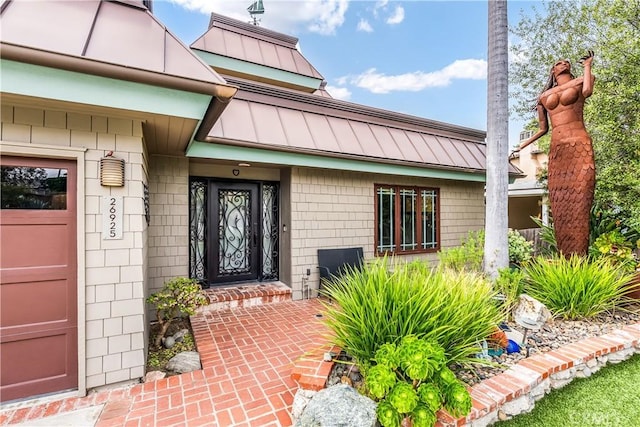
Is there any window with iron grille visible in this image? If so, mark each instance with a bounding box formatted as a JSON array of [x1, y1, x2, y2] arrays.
[[375, 185, 439, 255]]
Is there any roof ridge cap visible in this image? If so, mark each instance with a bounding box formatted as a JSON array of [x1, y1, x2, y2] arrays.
[[209, 13, 299, 47]]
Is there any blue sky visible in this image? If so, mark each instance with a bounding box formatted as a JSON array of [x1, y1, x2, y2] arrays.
[[153, 0, 542, 146]]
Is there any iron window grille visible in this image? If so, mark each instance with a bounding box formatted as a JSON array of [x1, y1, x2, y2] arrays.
[[375, 184, 440, 255]]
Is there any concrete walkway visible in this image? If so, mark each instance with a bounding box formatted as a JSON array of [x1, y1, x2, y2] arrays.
[[0, 299, 328, 427]]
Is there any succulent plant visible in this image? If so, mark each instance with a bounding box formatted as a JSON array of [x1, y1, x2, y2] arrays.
[[444, 383, 472, 418], [436, 366, 458, 390], [397, 336, 445, 381], [417, 382, 443, 413], [374, 342, 400, 369], [376, 400, 402, 427], [411, 403, 437, 427], [388, 381, 419, 414], [366, 363, 397, 399]]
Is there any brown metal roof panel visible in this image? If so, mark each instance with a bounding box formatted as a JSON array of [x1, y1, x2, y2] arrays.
[[164, 32, 227, 83], [388, 128, 422, 162], [222, 29, 244, 60], [257, 39, 280, 68], [215, 100, 258, 142], [465, 143, 489, 169], [0, 0, 99, 56], [405, 131, 439, 165], [326, 117, 364, 155], [436, 136, 468, 168], [450, 139, 483, 170], [369, 125, 404, 160], [240, 35, 264, 66], [291, 51, 315, 77], [191, 27, 225, 55], [275, 45, 298, 74], [421, 134, 455, 166], [303, 113, 342, 154], [348, 121, 386, 158], [278, 108, 317, 150], [85, 1, 163, 71], [248, 103, 289, 147]]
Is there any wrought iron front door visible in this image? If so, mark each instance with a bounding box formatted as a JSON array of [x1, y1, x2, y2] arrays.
[[211, 182, 260, 283]]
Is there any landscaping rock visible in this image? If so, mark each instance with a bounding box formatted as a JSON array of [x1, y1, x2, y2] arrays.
[[166, 351, 201, 373], [144, 371, 166, 382], [172, 328, 190, 342], [291, 389, 317, 422], [295, 384, 377, 427], [162, 336, 176, 349], [513, 294, 551, 330]]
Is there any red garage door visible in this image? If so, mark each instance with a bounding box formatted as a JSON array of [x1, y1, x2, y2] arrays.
[[1, 156, 78, 402]]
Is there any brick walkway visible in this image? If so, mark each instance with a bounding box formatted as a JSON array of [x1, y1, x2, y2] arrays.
[[0, 299, 328, 427]]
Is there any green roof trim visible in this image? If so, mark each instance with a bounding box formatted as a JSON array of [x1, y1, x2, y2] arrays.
[[186, 141, 486, 182], [1, 59, 211, 119], [193, 49, 322, 92]]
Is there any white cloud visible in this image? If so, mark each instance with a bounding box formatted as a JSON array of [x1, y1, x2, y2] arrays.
[[373, 0, 389, 17], [357, 19, 373, 33], [347, 59, 488, 94], [325, 85, 352, 100], [168, 0, 349, 35], [386, 6, 404, 25]]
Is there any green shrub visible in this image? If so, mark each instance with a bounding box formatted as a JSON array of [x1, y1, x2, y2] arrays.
[[438, 229, 534, 271], [147, 277, 209, 347], [321, 257, 503, 367], [508, 230, 534, 265], [530, 216, 558, 256], [494, 267, 525, 319], [589, 230, 638, 273], [438, 230, 484, 271], [522, 255, 637, 319], [369, 336, 472, 427]]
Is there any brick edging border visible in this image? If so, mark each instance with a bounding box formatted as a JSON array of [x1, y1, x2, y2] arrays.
[[290, 323, 640, 426]]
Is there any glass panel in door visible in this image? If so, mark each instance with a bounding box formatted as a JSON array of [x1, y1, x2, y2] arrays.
[[211, 183, 259, 283]]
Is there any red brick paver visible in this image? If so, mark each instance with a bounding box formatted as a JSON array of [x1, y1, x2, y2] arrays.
[[0, 299, 328, 427]]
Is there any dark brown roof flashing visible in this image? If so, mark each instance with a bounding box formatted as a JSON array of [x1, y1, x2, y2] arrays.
[[208, 13, 299, 49]]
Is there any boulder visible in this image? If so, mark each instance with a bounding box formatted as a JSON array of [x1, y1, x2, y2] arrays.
[[513, 294, 551, 330], [295, 384, 377, 427], [166, 351, 201, 373]]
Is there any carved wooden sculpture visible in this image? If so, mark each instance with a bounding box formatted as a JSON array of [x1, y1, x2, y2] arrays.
[[518, 51, 596, 256]]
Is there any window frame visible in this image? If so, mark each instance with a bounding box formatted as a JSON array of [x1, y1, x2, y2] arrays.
[[374, 184, 440, 256]]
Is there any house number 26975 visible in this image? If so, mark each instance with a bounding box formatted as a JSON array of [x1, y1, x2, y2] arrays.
[[102, 196, 123, 240]]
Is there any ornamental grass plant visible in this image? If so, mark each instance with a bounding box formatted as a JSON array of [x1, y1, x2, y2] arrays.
[[321, 257, 503, 368], [522, 255, 638, 319]]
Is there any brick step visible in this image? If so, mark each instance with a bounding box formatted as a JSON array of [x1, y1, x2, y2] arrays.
[[197, 281, 292, 313]]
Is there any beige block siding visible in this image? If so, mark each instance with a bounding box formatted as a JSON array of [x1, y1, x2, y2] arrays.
[[146, 160, 484, 301], [1, 105, 148, 390], [147, 156, 190, 297], [288, 167, 485, 299]]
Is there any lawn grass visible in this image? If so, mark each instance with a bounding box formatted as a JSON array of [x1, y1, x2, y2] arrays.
[[496, 353, 640, 426]]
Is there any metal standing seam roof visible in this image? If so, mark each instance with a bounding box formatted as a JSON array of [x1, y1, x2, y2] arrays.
[[0, 0, 236, 99], [191, 13, 324, 81], [202, 78, 521, 175]]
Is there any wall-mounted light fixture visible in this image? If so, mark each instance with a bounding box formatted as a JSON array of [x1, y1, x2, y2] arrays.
[[100, 151, 125, 187]]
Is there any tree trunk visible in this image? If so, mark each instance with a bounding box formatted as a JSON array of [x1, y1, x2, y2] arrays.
[[484, 0, 510, 278]]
